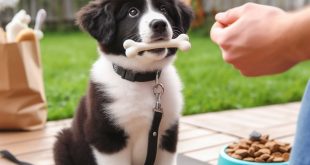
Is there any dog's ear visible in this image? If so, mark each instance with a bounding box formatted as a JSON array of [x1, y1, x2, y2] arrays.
[[76, 0, 115, 44], [177, 1, 194, 33]]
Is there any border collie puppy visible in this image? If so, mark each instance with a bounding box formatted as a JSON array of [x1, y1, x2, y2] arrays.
[[53, 0, 193, 164]]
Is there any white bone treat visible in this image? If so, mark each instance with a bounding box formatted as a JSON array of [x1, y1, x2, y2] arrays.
[[123, 34, 191, 58]]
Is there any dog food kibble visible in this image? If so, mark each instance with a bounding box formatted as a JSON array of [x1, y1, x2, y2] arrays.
[[226, 131, 291, 163]]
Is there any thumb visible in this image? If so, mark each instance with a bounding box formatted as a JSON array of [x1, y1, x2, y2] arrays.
[[210, 22, 226, 44], [215, 6, 243, 26]]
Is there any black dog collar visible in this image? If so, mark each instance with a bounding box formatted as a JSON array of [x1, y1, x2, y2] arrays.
[[112, 64, 161, 82]]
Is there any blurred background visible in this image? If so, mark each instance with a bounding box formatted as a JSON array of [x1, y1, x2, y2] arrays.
[[1, 0, 310, 121], [1, 0, 310, 30]]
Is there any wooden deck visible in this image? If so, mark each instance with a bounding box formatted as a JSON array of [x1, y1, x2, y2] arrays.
[[0, 102, 300, 165]]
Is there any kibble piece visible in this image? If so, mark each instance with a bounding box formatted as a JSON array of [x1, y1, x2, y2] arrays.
[[249, 131, 262, 141], [267, 156, 274, 162], [287, 146, 292, 152], [260, 135, 269, 144], [283, 153, 290, 161], [228, 144, 238, 149], [239, 143, 250, 150], [255, 157, 265, 162], [261, 134, 269, 140], [248, 147, 255, 157], [226, 148, 235, 153], [279, 146, 290, 153], [274, 157, 284, 162], [254, 151, 263, 157], [243, 157, 255, 161], [266, 142, 280, 152], [235, 149, 248, 158], [240, 139, 253, 145], [231, 154, 242, 160], [258, 148, 271, 155], [272, 152, 282, 157], [260, 154, 270, 161], [251, 144, 260, 152], [257, 144, 267, 149]]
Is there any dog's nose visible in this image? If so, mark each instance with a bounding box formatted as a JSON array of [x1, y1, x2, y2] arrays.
[[150, 19, 167, 33]]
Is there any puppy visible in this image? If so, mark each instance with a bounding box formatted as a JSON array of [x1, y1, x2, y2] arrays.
[[53, 0, 193, 165]]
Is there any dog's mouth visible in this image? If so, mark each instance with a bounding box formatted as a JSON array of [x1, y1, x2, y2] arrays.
[[145, 36, 168, 54], [148, 48, 166, 54]]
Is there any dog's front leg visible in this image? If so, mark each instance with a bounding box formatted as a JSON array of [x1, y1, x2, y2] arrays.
[[92, 146, 131, 165], [155, 150, 177, 165]]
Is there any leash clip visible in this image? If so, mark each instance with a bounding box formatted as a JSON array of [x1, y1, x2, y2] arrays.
[[153, 71, 164, 113]]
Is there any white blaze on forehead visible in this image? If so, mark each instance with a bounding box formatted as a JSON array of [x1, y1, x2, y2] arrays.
[[139, 0, 173, 42]]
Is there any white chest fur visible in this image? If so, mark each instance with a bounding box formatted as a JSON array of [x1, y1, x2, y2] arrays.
[[91, 56, 183, 165]]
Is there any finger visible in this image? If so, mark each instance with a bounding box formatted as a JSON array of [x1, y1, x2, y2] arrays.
[[210, 22, 226, 44], [215, 6, 244, 26]]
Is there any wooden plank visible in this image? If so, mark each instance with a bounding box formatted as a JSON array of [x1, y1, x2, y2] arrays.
[[212, 111, 285, 127], [46, 119, 72, 127], [208, 159, 218, 165], [0, 137, 56, 155], [245, 109, 297, 122], [179, 123, 198, 132], [178, 134, 237, 153], [0, 150, 54, 165], [283, 103, 301, 109], [277, 136, 295, 144], [256, 124, 296, 139], [179, 129, 215, 141], [0, 123, 70, 145], [0, 158, 15, 165], [17, 150, 54, 165], [185, 144, 228, 162], [182, 113, 254, 130], [181, 116, 254, 138]]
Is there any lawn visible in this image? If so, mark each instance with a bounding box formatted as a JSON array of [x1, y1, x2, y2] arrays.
[[42, 31, 310, 121]]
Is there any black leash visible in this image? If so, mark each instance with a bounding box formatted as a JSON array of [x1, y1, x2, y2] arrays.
[[144, 110, 163, 165], [0, 150, 33, 165], [144, 72, 164, 165]]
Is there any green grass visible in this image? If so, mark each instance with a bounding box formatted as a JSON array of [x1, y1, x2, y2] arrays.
[[41, 31, 310, 121]]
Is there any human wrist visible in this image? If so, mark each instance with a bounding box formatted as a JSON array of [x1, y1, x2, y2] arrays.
[[288, 8, 310, 62]]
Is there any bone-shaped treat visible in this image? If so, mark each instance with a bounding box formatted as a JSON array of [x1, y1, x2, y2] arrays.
[[123, 34, 191, 58]]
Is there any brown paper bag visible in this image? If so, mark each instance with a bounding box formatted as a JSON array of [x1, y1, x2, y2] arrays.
[[0, 40, 47, 131]]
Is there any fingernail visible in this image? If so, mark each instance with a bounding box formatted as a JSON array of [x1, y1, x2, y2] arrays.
[[215, 12, 226, 21]]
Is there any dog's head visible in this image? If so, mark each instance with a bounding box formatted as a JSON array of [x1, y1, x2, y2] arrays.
[[77, 0, 193, 72]]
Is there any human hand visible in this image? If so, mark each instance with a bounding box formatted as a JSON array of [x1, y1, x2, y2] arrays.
[[210, 3, 303, 77]]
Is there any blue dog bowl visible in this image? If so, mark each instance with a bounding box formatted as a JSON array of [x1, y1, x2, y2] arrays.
[[218, 146, 289, 165]]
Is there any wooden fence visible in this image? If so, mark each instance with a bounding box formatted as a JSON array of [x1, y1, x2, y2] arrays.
[[0, 0, 89, 28], [1, 0, 310, 28]]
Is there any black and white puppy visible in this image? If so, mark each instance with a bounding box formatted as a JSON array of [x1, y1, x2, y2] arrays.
[[53, 0, 193, 164]]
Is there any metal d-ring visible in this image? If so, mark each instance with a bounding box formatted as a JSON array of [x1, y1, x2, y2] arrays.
[[153, 83, 164, 96]]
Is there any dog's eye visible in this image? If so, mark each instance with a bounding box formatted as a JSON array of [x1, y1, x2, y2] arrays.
[[128, 8, 140, 17], [160, 6, 167, 14]]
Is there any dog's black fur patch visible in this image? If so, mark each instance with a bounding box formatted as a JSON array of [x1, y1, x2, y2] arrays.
[[54, 97, 97, 165], [53, 82, 128, 165], [160, 122, 179, 153], [84, 82, 128, 153]]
